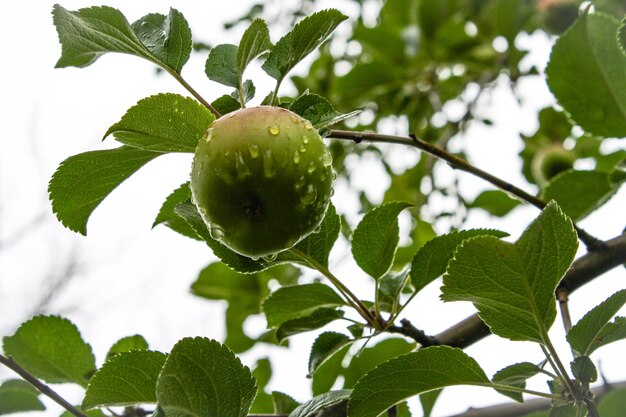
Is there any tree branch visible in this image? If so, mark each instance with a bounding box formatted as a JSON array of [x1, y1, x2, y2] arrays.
[[327, 129, 604, 250], [0, 354, 89, 417], [446, 380, 626, 417]]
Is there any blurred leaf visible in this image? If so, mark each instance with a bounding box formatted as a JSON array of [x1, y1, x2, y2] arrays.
[[308, 332, 352, 377], [191, 261, 262, 304], [352, 201, 413, 280], [263, 283, 345, 328], [492, 362, 541, 402], [153, 183, 201, 240], [106, 335, 149, 358], [205, 44, 238, 87], [343, 338, 415, 389], [290, 390, 351, 417], [468, 190, 522, 217], [262, 9, 348, 82], [289, 93, 360, 129], [619, 17, 626, 56], [131, 8, 192, 73], [312, 345, 350, 396], [411, 229, 508, 294], [567, 289, 626, 355], [105, 93, 214, 153], [0, 380, 45, 415], [2, 316, 95, 386], [348, 346, 489, 417], [276, 308, 345, 343], [83, 350, 166, 409], [598, 387, 626, 417], [250, 358, 273, 413], [49, 147, 161, 235], [442, 202, 578, 343], [156, 337, 256, 417], [272, 391, 299, 414], [546, 12, 626, 138], [541, 170, 625, 221]]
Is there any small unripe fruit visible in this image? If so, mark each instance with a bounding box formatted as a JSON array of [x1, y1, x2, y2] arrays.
[[531, 144, 575, 184], [191, 106, 334, 258]]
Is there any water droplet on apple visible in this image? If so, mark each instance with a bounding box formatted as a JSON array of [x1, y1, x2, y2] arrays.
[[263, 149, 275, 178], [307, 162, 316, 174], [300, 184, 317, 205], [303, 120, 314, 130], [248, 144, 260, 158], [209, 224, 225, 240], [313, 224, 322, 233], [298, 145, 307, 153], [329, 187, 335, 197], [293, 152, 300, 164], [321, 150, 332, 167], [235, 151, 251, 179], [331, 171, 337, 180], [262, 253, 278, 262], [302, 136, 309, 144], [269, 126, 280, 135], [295, 176, 306, 191]]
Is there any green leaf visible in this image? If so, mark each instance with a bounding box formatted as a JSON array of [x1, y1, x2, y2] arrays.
[[0, 380, 45, 415], [467, 190, 522, 217], [546, 12, 626, 138], [541, 170, 625, 221], [105, 94, 214, 153], [289, 93, 361, 129], [419, 389, 442, 417], [410, 229, 508, 294], [263, 283, 345, 328], [205, 44, 239, 87], [131, 9, 192, 73], [277, 309, 345, 343], [250, 358, 273, 413], [272, 391, 299, 414], [153, 183, 202, 240], [598, 387, 626, 417], [570, 356, 597, 385], [352, 201, 413, 280], [211, 94, 242, 115], [156, 337, 257, 417], [106, 335, 149, 358], [289, 203, 341, 268], [377, 268, 410, 313], [567, 289, 626, 355], [492, 362, 541, 402], [2, 316, 95, 386], [174, 201, 275, 273], [290, 390, 351, 417], [83, 350, 166, 409], [308, 332, 352, 377], [49, 146, 161, 235], [191, 261, 262, 303], [348, 346, 489, 417], [441, 202, 578, 343], [236, 80, 256, 103], [262, 9, 348, 82], [237, 19, 272, 77], [52, 4, 153, 68], [312, 345, 351, 396], [343, 338, 415, 389]]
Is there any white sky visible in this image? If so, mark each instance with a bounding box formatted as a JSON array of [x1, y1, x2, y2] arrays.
[[1, 2, 625, 417]]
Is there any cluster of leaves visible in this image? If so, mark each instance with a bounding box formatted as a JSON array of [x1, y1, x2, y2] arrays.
[[2, 1, 626, 417]]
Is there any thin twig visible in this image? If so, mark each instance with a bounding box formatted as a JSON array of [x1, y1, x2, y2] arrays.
[[0, 354, 89, 417], [387, 319, 439, 347], [557, 287, 572, 332], [327, 130, 605, 250]]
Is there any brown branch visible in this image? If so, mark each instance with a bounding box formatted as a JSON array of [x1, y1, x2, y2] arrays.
[[327, 130, 604, 250], [0, 354, 89, 417], [446, 380, 626, 417], [387, 319, 440, 347], [557, 287, 572, 332]]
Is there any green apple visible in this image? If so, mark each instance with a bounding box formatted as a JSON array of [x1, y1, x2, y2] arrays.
[[531, 144, 576, 185], [190, 106, 334, 259]]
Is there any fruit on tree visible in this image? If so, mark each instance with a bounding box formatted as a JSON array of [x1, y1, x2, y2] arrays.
[[531, 144, 576, 184], [190, 106, 334, 259]]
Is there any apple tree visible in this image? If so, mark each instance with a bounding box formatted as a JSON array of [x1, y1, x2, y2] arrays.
[[2, 1, 626, 417]]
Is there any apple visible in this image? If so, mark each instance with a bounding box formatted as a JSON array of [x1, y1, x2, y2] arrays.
[[531, 144, 576, 185], [190, 106, 334, 259]]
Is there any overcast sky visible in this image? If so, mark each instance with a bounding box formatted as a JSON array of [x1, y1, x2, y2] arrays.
[[1, 2, 625, 417]]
